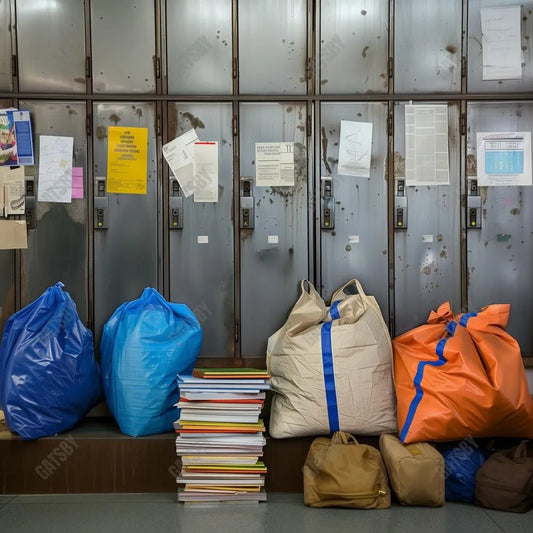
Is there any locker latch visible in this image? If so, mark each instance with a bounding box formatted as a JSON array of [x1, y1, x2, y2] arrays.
[[321, 177, 335, 230], [394, 178, 407, 230], [25, 176, 35, 229], [467, 178, 481, 229], [240, 177, 254, 230], [94, 177, 108, 229], [169, 178, 183, 229]]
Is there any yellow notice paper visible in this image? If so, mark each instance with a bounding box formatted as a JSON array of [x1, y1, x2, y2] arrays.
[[0, 220, 27, 249], [107, 126, 148, 194]]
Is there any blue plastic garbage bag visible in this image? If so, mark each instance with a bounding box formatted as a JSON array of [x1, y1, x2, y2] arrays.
[[0, 282, 102, 440], [100, 288, 202, 437], [443, 443, 487, 502]]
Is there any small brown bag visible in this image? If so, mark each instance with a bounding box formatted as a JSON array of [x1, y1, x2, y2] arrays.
[[303, 431, 391, 509], [475, 440, 533, 513], [379, 433, 445, 506]]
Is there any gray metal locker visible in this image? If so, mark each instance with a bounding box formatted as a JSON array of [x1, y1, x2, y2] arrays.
[[239, 0, 308, 95], [91, 0, 156, 94], [168, 102, 235, 357], [19, 100, 89, 323], [16, 0, 86, 93], [318, 102, 389, 315], [393, 102, 461, 334], [166, 0, 233, 95], [0, 0, 12, 92], [320, 0, 389, 94], [394, 0, 462, 93], [239, 102, 309, 357], [93, 102, 160, 345], [466, 102, 533, 355]]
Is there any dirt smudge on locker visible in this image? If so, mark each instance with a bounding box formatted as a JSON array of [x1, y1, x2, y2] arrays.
[[345, 245, 352, 252], [181, 112, 205, 129], [445, 45, 457, 54], [74, 77, 85, 84], [321, 127, 332, 174], [132, 106, 143, 118], [510, 208, 520, 215], [96, 126, 107, 140], [168, 105, 178, 136], [394, 152, 405, 176], [109, 114, 121, 125], [362, 46, 369, 58], [422, 266, 432, 275]]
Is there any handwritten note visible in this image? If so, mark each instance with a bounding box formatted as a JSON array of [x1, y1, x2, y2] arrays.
[[37, 135, 73, 203]]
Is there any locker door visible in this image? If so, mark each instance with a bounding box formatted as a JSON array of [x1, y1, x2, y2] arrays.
[[319, 102, 389, 315], [0, 98, 14, 336], [394, 0, 462, 93], [93, 102, 159, 344], [468, 0, 533, 93], [466, 102, 533, 355], [239, 102, 309, 357], [166, 0, 233, 95], [393, 102, 461, 334], [168, 103, 234, 357], [91, 0, 156, 93], [0, 0, 12, 91], [18, 101, 88, 323], [320, 0, 389, 94], [16, 0, 86, 92], [239, 0, 307, 95]]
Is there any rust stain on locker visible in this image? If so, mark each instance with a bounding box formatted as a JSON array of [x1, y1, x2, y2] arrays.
[[321, 127, 332, 174]]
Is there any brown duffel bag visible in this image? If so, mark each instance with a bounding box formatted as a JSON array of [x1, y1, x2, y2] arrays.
[[475, 440, 533, 513], [379, 433, 444, 506], [303, 431, 391, 509]]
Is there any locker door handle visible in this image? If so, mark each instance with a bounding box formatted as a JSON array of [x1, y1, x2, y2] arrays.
[[25, 176, 36, 229], [240, 177, 254, 229], [394, 178, 407, 230], [467, 178, 481, 229], [169, 178, 183, 229], [94, 177, 108, 229], [321, 177, 335, 230]]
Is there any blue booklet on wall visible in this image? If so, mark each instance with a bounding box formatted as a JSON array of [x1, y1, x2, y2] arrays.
[[0, 109, 34, 166]]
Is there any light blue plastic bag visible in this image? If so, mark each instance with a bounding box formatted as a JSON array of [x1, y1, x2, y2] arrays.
[[100, 288, 202, 436]]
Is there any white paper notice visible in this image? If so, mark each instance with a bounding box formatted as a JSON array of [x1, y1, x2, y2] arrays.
[[37, 136, 73, 203], [476, 132, 532, 186], [255, 142, 295, 186], [405, 105, 450, 186], [0, 166, 25, 216], [338, 120, 373, 177], [162, 128, 198, 197], [194, 142, 218, 203], [481, 6, 522, 81]]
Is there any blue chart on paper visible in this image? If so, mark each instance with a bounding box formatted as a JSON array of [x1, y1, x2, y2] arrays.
[[485, 149, 523, 175]]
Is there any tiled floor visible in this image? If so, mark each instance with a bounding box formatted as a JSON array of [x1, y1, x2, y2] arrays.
[[0, 493, 531, 533]]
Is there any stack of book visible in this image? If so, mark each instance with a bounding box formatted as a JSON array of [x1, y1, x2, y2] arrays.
[[174, 368, 271, 505]]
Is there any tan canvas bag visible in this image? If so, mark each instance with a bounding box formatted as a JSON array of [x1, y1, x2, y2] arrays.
[[267, 279, 396, 438], [379, 433, 444, 506], [303, 431, 391, 509]]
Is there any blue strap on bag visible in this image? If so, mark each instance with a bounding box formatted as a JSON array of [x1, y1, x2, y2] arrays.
[[320, 300, 341, 433]]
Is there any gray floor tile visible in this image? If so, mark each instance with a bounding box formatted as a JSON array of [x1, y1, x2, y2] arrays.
[[0, 495, 15, 510], [0, 492, 520, 533], [484, 507, 533, 533]]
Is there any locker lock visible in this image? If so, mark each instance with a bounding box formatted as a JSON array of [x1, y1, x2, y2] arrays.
[[240, 177, 255, 229], [169, 178, 183, 229], [94, 177, 109, 229], [467, 178, 481, 229], [394, 179, 407, 230], [25, 176, 36, 229], [321, 177, 335, 230]]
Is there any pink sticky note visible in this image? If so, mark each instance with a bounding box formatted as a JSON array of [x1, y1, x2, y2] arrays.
[[72, 167, 84, 199]]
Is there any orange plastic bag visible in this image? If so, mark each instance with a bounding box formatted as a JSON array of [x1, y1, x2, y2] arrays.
[[393, 302, 533, 444]]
